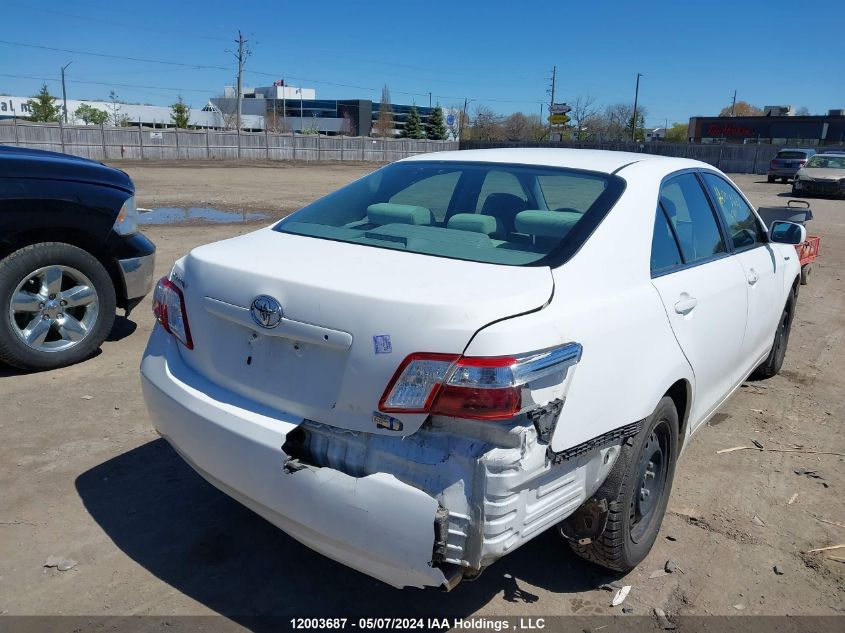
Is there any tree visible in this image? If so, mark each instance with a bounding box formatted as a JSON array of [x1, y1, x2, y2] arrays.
[[425, 105, 447, 140], [26, 84, 61, 122], [447, 104, 468, 140], [470, 104, 504, 141], [593, 103, 647, 141], [665, 122, 689, 143], [402, 105, 424, 139], [795, 106, 811, 116], [73, 103, 109, 125], [569, 95, 599, 140], [170, 95, 190, 128], [719, 101, 763, 117], [372, 85, 394, 138], [264, 110, 292, 134], [502, 112, 530, 141], [107, 90, 125, 126]]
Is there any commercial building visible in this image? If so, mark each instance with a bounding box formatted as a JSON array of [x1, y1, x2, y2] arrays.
[[688, 109, 845, 146], [211, 81, 439, 137], [1, 80, 447, 137]]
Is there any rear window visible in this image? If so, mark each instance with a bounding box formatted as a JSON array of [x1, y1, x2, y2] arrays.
[[776, 151, 810, 159], [806, 155, 845, 169], [274, 161, 625, 266]]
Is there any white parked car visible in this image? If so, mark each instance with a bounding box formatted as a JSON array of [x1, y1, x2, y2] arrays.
[[141, 149, 804, 590]]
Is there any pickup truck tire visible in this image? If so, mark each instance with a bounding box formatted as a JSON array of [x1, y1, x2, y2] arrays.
[[0, 242, 116, 371], [754, 291, 795, 379], [767, 175, 775, 183], [569, 396, 679, 572]]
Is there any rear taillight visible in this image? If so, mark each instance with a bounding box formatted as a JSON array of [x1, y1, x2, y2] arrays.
[[379, 344, 581, 421], [152, 277, 193, 349], [770, 160, 778, 167]]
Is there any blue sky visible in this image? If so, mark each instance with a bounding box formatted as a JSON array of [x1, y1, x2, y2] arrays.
[[1, 0, 842, 126]]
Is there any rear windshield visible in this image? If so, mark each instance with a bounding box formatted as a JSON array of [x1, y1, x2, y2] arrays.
[[805, 155, 845, 169], [274, 161, 625, 266], [776, 151, 810, 159]]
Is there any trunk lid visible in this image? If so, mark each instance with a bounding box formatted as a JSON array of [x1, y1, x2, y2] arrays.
[[175, 228, 553, 436]]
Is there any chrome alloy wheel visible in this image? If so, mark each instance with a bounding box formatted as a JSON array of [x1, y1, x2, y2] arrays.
[[8, 265, 99, 353]]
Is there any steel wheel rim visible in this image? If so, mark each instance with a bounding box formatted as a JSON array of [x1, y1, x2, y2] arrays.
[[630, 420, 670, 543], [8, 265, 99, 353]]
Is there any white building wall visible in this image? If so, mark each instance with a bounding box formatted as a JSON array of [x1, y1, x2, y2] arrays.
[[0, 95, 262, 129]]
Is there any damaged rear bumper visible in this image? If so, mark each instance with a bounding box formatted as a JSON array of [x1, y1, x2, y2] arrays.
[[140, 327, 448, 589]]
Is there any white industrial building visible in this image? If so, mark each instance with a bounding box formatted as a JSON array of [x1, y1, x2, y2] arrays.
[[0, 93, 264, 129]]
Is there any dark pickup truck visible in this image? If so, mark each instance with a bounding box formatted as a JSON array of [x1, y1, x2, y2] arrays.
[[0, 146, 155, 370]]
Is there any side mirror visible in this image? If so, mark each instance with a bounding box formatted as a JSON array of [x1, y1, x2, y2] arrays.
[[770, 221, 806, 245]]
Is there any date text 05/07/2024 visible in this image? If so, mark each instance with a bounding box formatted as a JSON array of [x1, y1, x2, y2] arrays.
[[289, 617, 548, 631]]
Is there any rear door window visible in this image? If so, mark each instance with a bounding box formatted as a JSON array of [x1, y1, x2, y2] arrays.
[[659, 174, 726, 264], [701, 173, 766, 252], [651, 206, 683, 276]]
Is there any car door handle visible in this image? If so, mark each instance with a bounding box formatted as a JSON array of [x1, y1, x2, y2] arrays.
[[674, 296, 698, 315], [747, 269, 759, 285]]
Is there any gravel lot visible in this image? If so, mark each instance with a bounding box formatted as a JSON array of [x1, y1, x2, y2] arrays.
[[1, 162, 843, 623]]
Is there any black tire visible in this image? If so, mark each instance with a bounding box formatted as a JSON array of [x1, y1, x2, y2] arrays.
[[569, 397, 679, 572], [791, 185, 800, 197], [781, 177, 789, 184], [800, 264, 811, 286], [0, 243, 116, 370], [767, 175, 776, 183], [754, 290, 795, 379]]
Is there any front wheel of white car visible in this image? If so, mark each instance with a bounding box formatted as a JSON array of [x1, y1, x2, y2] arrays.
[[569, 397, 679, 572]]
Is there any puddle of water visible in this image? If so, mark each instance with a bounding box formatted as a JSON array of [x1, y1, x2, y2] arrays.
[[138, 207, 272, 225]]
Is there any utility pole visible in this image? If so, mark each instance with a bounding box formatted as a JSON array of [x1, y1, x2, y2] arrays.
[[631, 72, 643, 142], [60, 61, 73, 123], [547, 65, 556, 140], [234, 30, 248, 131], [730, 90, 737, 117], [461, 97, 469, 140], [429, 92, 432, 109]]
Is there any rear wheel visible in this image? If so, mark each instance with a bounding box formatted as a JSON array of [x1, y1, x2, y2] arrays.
[[568, 397, 679, 572], [0, 243, 116, 370], [781, 177, 789, 184], [754, 291, 795, 378], [767, 175, 776, 183]]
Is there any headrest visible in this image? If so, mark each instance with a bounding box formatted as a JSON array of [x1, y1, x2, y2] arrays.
[[446, 213, 501, 236], [514, 210, 581, 238], [367, 203, 433, 226]]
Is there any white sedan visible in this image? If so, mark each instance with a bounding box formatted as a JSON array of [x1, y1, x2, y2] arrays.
[[141, 149, 804, 590]]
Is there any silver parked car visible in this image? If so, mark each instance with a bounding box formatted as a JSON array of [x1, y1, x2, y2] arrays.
[[767, 148, 815, 183], [792, 152, 845, 197]]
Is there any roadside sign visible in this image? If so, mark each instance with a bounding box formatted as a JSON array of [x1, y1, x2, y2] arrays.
[[446, 114, 455, 126], [550, 103, 572, 115], [549, 114, 570, 125], [149, 131, 163, 139]]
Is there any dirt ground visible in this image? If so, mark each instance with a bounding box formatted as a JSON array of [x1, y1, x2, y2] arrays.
[[1, 162, 843, 624]]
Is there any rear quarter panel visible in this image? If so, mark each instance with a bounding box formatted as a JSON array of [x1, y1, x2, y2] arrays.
[[464, 161, 695, 453]]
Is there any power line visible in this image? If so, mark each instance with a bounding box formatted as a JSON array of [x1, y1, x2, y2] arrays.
[[0, 73, 218, 94], [0, 40, 233, 71], [0, 40, 546, 108]]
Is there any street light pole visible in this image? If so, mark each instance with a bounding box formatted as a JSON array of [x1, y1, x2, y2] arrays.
[[631, 73, 643, 142], [61, 61, 73, 123]]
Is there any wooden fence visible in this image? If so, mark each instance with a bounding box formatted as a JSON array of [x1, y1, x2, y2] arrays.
[[461, 140, 845, 175], [0, 121, 458, 162]]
